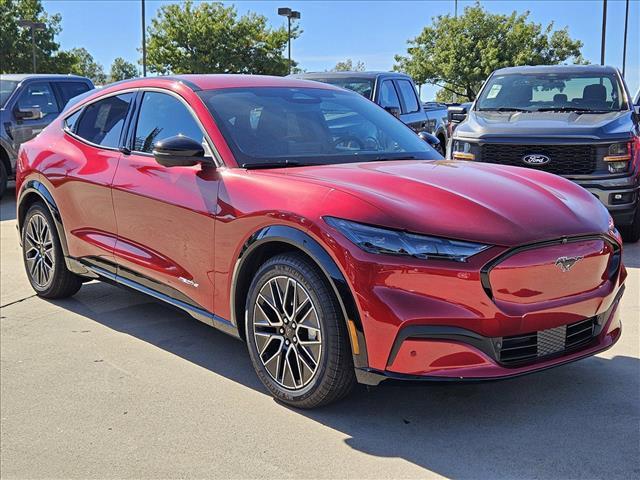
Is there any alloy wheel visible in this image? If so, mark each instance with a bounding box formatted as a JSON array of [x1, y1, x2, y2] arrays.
[[252, 275, 322, 390], [24, 213, 55, 288]]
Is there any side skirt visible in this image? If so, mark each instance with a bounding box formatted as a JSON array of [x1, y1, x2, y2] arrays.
[[80, 261, 241, 340]]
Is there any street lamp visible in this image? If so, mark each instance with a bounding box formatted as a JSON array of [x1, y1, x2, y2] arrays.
[[278, 7, 301, 74], [18, 20, 45, 73]]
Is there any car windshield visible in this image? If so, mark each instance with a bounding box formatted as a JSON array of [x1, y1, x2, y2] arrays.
[[1, 80, 19, 108], [301, 77, 374, 99], [476, 72, 627, 113], [199, 87, 439, 168]]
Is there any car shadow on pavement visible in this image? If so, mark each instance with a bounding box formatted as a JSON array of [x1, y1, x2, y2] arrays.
[[50, 281, 639, 479]]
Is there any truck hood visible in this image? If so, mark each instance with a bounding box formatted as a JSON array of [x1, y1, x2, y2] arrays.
[[283, 160, 611, 246], [456, 110, 633, 140]]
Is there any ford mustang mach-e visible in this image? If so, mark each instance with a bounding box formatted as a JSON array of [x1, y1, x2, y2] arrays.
[[16, 75, 625, 408]]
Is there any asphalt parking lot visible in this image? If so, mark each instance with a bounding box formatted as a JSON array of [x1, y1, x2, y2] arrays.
[[1, 185, 638, 480]]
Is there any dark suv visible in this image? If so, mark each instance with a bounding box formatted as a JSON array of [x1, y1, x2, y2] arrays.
[[0, 74, 94, 197], [291, 71, 446, 152], [449, 65, 640, 242]]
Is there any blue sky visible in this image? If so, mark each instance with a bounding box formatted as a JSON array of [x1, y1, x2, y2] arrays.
[[43, 0, 640, 100]]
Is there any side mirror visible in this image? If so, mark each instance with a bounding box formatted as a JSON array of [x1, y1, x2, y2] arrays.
[[384, 106, 401, 118], [418, 131, 440, 149], [447, 105, 468, 124], [152, 136, 212, 168], [15, 106, 43, 120]]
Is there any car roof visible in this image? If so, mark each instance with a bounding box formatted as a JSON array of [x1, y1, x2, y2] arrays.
[[1, 73, 92, 82], [290, 71, 411, 80], [493, 65, 619, 75]]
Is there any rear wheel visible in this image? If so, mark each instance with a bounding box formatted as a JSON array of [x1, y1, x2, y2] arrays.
[[245, 253, 356, 408], [22, 203, 82, 298], [619, 206, 640, 243]]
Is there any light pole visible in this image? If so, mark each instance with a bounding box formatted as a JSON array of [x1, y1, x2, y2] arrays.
[[278, 7, 301, 74], [600, 0, 607, 65], [141, 0, 147, 77], [18, 20, 45, 73], [622, 0, 629, 77]]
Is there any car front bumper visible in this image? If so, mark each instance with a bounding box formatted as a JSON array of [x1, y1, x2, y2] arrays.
[[572, 175, 639, 227]]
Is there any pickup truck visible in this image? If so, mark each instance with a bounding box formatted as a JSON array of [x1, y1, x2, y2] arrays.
[[290, 71, 445, 153], [448, 65, 640, 242], [0, 74, 94, 197]]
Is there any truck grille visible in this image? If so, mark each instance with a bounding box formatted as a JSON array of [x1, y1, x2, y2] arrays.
[[481, 144, 596, 175], [498, 317, 596, 365]]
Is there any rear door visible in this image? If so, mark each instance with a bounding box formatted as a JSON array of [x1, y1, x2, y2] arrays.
[[111, 89, 219, 314], [10, 81, 60, 149], [394, 78, 427, 132]]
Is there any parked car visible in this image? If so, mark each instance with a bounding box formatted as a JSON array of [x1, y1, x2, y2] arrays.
[[0, 74, 94, 197], [448, 65, 640, 242], [16, 75, 624, 408], [290, 71, 446, 153]]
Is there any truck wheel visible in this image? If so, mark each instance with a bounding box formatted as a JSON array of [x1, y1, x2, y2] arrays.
[[0, 161, 7, 199], [619, 206, 640, 243]]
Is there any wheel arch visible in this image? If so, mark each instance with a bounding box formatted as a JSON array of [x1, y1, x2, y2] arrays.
[[230, 225, 369, 369], [18, 180, 69, 256]]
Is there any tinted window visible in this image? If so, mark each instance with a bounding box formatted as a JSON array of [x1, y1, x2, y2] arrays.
[[199, 87, 439, 167], [304, 77, 374, 99], [133, 92, 204, 153], [1, 80, 18, 108], [16, 82, 59, 117], [396, 80, 420, 113], [56, 82, 91, 107], [75, 93, 133, 148], [378, 80, 400, 110], [64, 109, 82, 131]]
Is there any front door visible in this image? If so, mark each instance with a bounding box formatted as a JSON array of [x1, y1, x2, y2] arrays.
[[111, 89, 219, 314], [10, 81, 60, 150]]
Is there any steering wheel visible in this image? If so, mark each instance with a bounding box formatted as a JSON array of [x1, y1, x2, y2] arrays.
[[333, 135, 365, 151]]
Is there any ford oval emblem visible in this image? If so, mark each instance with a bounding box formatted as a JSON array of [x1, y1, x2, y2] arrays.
[[522, 154, 551, 165]]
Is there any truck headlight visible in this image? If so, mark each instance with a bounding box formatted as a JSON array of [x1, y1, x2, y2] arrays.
[[451, 140, 475, 160], [604, 142, 631, 173], [324, 217, 490, 262]]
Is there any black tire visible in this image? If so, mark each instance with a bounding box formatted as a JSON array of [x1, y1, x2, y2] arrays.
[[0, 161, 7, 199], [21, 202, 82, 298], [619, 206, 640, 243], [245, 252, 356, 408]]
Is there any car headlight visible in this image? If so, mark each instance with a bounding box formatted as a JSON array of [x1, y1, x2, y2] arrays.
[[451, 140, 475, 160], [604, 142, 632, 173], [324, 217, 490, 262]]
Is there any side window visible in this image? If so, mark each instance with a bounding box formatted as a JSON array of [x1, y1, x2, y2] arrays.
[[396, 80, 420, 113], [133, 92, 204, 153], [74, 93, 133, 148], [64, 109, 82, 132], [378, 80, 401, 110], [56, 82, 91, 108], [16, 82, 59, 117]]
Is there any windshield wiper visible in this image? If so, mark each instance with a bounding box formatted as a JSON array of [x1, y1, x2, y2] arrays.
[[242, 160, 321, 169], [534, 107, 593, 113], [371, 154, 416, 161], [477, 107, 530, 112]]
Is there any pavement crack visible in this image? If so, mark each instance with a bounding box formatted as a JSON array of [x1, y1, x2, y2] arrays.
[[1, 294, 38, 309]]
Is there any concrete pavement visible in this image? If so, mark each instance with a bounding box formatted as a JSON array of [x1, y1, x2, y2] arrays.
[[1, 185, 639, 479]]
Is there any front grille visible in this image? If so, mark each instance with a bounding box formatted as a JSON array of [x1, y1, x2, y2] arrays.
[[498, 317, 596, 365], [481, 143, 596, 175]]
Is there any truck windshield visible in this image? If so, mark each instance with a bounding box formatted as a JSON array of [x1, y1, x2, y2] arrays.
[[476, 72, 627, 113], [199, 87, 439, 168], [1, 80, 19, 108]]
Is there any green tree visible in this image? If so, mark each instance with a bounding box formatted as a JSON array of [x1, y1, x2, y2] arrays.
[[394, 3, 585, 101], [0, 0, 76, 73], [331, 59, 366, 72], [146, 1, 298, 75], [109, 57, 138, 82], [68, 47, 106, 84]]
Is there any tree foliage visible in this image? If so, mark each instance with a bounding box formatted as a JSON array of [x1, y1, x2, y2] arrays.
[[68, 47, 106, 84], [146, 0, 298, 75], [0, 0, 76, 73], [109, 57, 138, 82], [331, 59, 366, 72], [394, 3, 586, 101]]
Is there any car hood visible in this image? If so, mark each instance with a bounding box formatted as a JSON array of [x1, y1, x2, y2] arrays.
[[456, 110, 633, 140], [282, 160, 610, 246]]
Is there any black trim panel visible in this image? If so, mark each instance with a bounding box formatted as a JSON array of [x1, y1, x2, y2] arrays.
[[231, 225, 369, 368]]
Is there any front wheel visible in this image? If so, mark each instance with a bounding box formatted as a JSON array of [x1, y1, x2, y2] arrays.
[[22, 203, 83, 298], [245, 253, 356, 408], [619, 205, 640, 243]]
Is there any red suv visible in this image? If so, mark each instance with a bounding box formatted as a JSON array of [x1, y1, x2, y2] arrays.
[[16, 75, 625, 408]]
